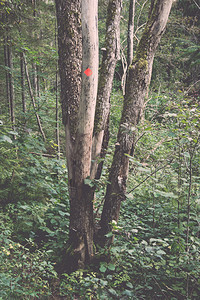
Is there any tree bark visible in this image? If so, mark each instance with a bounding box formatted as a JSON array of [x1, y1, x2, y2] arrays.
[[36, 65, 40, 98], [32, 63, 38, 98], [55, 0, 82, 176], [100, 0, 174, 241], [7, 37, 15, 128], [4, 34, 10, 112], [55, 21, 60, 159], [127, 0, 136, 67], [55, 68, 60, 158], [55, 0, 98, 271], [20, 52, 26, 115], [91, 0, 122, 180]]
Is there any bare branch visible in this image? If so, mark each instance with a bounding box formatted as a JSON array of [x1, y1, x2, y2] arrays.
[[127, 158, 174, 194]]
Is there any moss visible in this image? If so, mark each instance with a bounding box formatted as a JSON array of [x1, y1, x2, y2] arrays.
[[131, 0, 161, 70], [106, 0, 118, 27], [135, 28, 149, 61]]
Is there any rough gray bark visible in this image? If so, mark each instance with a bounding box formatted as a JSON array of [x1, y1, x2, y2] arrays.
[[55, 0, 82, 177], [127, 0, 136, 67], [91, 0, 122, 180], [55, 0, 98, 271], [100, 0, 174, 240], [55, 1, 82, 269]]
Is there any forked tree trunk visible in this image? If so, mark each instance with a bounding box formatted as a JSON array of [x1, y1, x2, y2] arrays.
[[56, 0, 98, 271], [100, 0, 174, 241], [91, 0, 122, 180], [56, 0, 175, 269]]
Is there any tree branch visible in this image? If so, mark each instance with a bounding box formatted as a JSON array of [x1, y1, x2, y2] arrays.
[[127, 157, 174, 194]]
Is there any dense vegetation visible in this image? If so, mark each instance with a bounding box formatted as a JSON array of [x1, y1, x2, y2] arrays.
[[0, 0, 199, 299]]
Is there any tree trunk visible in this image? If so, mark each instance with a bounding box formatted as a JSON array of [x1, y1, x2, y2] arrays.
[[36, 65, 40, 98], [100, 0, 174, 241], [55, 21, 60, 159], [32, 63, 38, 98], [20, 52, 26, 115], [55, 69, 60, 158], [127, 0, 136, 67], [7, 37, 15, 128], [4, 34, 10, 112], [23, 53, 46, 141], [91, 0, 122, 180], [55, 0, 82, 176], [55, 0, 98, 271]]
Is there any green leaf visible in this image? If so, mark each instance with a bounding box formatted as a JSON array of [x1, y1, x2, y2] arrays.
[[107, 263, 115, 271], [126, 282, 133, 288], [99, 265, 107, 273], [58, 210, 69, 216], [137, 166, 150, 173], [122, 290, 133, 296], [157, 250, 166, 255], [0, 135, 12, 143], [84, 178, 94, 187], [183, 152, 190, 158], [8, 130, 18, 136], [108, 288, 118, 296], [105, 232, 113, 238]]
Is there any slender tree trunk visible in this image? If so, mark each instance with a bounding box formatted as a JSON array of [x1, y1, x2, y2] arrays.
[[23, 53, 46, 141], [36, 65, 40, 98], [55, 71, 60, 158], [127, 0, 136, 67], [55, 21, 60, 158], [91, 0, 122, 180], [32, 63, 38, 98], [20, 52, 26, 114], [100, 0, 174, 241], [4, 35, 10, 112], [31, 0, 39, 99], [7, 37, 15, 128], [55, 0, 98, 271]]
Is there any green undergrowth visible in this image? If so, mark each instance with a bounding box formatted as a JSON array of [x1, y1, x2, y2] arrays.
[[1, 199, 199, 299], [0, 91, 199, 299]]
